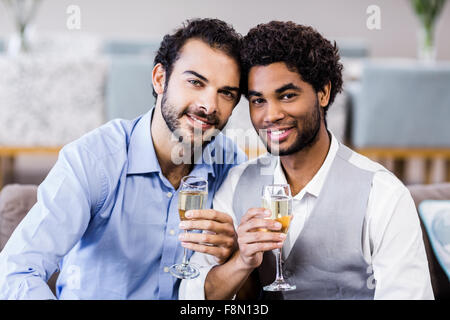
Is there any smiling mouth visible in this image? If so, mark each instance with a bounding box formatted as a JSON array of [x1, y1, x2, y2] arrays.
[[269, 128, 290, 135], [265, 127, 295, 141], [186, 113, 216, 130]]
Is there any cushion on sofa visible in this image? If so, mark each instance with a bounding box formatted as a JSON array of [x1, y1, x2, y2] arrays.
[[0, 184, 59, 294], [0, 184, 37, 251], [407, 183, 450, 300], [418, 200, 450, 279]]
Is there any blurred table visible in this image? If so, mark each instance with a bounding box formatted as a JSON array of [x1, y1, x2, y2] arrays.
[[0, 146, 61, 188]]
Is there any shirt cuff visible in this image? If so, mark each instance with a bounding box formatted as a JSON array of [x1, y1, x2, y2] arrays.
[[14, 278, 57, 300]]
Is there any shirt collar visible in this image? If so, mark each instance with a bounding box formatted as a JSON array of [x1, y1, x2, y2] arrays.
[[127, 108, 161, 174], [127, 107, 216, 178], [273, 131, 339, 199]]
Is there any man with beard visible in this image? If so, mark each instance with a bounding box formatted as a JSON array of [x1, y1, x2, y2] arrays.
[[180, 21, 433, 300], [0, 18, 246, 299]]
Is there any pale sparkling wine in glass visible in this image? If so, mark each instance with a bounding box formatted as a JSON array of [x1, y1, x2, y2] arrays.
[[169, 176, 208, 280], [262, 195, 292, 234], [178, 190, 207, 221], [262, 184, 296, 292]]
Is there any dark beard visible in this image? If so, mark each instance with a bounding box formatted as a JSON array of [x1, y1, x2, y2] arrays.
[[160, 87, 180, 134], [264, 97, 322, 156]]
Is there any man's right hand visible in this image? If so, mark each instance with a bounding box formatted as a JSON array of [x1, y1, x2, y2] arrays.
[[236, 208, 286, 269], [202, 208, 287, 300]]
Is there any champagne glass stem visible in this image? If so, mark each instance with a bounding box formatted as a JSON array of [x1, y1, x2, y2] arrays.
[[275, 248, 284, 282], [181, 230, 188, 266]]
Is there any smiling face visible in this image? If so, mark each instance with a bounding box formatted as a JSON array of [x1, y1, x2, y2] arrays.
[[156, 38, 240, 146], [248, 62, 327, 156]]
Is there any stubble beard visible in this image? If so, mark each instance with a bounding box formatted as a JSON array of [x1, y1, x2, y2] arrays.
[[160, 87, 222, 152], [262, 97, 322, 157]]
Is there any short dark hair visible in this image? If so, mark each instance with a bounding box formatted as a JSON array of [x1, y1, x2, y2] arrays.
[[153, 18, 242, 98], [240, 21, 343, 117]]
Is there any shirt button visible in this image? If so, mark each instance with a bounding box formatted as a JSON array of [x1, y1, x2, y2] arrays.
[[166, 192, 173, 198], [164, 267, 169, 273], [169, 229, 176, 236]]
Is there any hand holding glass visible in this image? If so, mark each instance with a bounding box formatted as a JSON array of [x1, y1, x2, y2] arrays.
[[262, 184, 296, 291], [169, 176, 208, 280]]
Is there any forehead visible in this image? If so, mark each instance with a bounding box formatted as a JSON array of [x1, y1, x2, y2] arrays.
[[172, 38, 240, 84], [248, 62, 308, 93]]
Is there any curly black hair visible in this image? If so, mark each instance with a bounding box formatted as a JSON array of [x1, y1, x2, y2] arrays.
[[241, 21, 343, 117], [152, 18, 242, 98]]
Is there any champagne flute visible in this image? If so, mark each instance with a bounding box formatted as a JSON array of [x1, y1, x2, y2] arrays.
[[169, 176, 208, 279], [262, 184, 296, 291]]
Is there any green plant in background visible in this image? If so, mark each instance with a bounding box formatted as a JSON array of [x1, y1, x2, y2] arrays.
[[410, 0, 447, 60]]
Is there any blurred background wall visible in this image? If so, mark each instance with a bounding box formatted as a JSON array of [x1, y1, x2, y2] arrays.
[[1, 0, 450, 186], [0, 0, 450, 59]]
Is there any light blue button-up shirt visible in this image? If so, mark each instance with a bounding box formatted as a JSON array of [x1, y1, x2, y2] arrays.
[[0, 108, 246, 300]]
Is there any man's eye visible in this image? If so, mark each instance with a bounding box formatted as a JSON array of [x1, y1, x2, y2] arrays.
[[281, 93, 297, 100], [220, 90, 235, 100], [251, 98, 265, 105], [188, 79, 202, 86]]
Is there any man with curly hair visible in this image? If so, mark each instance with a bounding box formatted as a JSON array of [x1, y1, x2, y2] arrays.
[[0, 18, 246, 299], [180, 21, 433, 300]]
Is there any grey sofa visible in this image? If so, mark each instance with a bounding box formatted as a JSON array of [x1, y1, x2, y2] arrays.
[[0, 183, 449, 299], [0, 184, 58, 295], [350, 60, 450, 149]]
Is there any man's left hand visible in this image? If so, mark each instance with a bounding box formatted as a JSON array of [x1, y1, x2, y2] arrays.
[[178, 209, 237, 264]]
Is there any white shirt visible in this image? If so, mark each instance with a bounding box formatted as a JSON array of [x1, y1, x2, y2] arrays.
[[179, 132, 434, 300]]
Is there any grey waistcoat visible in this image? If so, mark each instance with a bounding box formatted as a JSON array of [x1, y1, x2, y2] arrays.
[[232, 143, 377, 300]]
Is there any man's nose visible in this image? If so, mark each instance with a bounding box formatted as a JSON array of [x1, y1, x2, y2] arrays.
[[264, 102, 285, 124], [199, 89, 219, 115]]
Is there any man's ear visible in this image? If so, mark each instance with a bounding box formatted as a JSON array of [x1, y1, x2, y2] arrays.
[[152, 63, 166, 96], [318, 81, 332, 108]]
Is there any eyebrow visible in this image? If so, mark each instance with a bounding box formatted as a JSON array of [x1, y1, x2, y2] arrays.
[[183, 70, 208, 82], [247, 83, 302, 98], [221, 85, 240, 93], [275, 83, 302, 94], [247, 90, 262, 97]]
